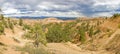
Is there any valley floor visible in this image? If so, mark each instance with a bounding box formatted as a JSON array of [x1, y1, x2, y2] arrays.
[[0, 18, 120, 54], [0, 27, 117, 54], [47, 43, 112, 54]]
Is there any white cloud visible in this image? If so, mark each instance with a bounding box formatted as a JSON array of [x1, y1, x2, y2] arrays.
[[2, 2, 15, 8], [0, 0, 4, 2], [4, 11, 84, 17], [1, 2, 20, 14], [48, 11, 84, 17], [36, 1, 72, 10], [1, 1, 84, 17], [0, 0, 88, 17], [2, 8, 20, 14], [92, 12, 113, 17], [0, 0, 120, 17], [92, 11, 120, 17], [93, 0, 120, 11]]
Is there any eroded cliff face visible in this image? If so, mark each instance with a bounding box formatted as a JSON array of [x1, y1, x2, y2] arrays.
[[0, 17, 120, 54], [105, 33, 120, 54]]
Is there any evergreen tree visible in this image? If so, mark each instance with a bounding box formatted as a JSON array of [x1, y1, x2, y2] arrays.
[[94, 29, 100, 35], [24, 23, 47, 46], [86, 22, 89, 31], [19, 18, 23, 26], [112, 13, 120, 18], [89, 26, 94, 37], [46, 23, 71, 42], [0, 22, 4, 35], [77, 26, 86, 43]]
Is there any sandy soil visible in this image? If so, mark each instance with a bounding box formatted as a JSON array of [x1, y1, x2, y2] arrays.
[[47, 43, 97, 54]]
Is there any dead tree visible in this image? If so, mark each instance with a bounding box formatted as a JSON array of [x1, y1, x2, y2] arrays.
[[33, 32, 39, 47]]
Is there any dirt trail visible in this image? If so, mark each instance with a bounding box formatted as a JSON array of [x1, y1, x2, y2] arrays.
[[46, 29, 120, 54], [2, 28, 119, 54], [2, 27, 28, 54], [4, 47, 21, 54], [47, 43, 97, 54]]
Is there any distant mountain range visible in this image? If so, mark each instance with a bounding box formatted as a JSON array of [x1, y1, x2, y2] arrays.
[[6, 16, 77, 20]]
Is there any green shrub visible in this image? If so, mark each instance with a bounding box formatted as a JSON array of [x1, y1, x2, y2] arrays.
[[94, 29, 101, 35], [97, 21, 100, 26], [9, 22, 14, 30], [46, 23, 71, 43], [89, 26, 94, 37], [86, 22, 90, 31], [24, 23, 47, 45], [77, 26, 86, 43], [0, 22, 4, 35], [19, 18, 23, 26], [0, 14, 4, 20], [7, 18, 14, 32], [10, 22, 14, 33], [2, 19, 8, 28], [118, 24, 120, 28], [13, 20, 17, 25], [112, 13, 120, 19], [46, 23, 62, 42], [23, 24, 31, 30]]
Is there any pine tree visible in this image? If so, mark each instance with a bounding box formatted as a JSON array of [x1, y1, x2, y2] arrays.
[[77, 25, 86, 43], [24, 23, 47, 46], [89, 26, 94, 37], [46, 23, 71, 43], [0, 22, 4, 35], [33, 24, 47, 46], [19, 18, 23, 26]]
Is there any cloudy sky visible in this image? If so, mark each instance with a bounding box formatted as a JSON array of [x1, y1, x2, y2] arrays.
[[0, 0, 120, 17]]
